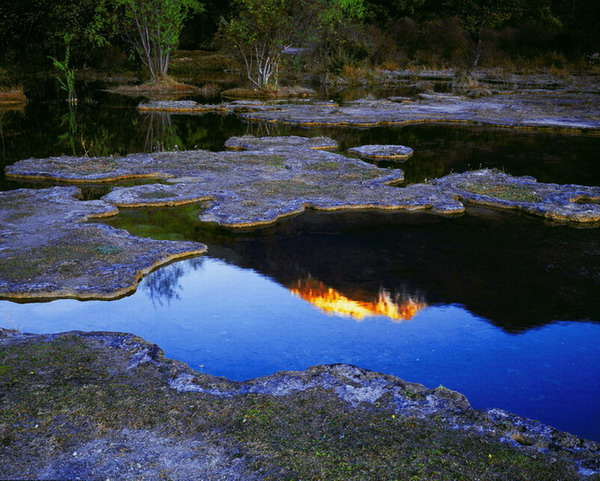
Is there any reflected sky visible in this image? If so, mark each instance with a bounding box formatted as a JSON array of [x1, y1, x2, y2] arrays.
[[2, 257, 599, 441]]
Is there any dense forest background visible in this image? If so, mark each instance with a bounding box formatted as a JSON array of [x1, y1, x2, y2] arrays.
[[0, 0, 598, 79]]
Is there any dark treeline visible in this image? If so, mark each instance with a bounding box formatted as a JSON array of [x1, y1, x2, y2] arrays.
[[0, 0, 598, 75]]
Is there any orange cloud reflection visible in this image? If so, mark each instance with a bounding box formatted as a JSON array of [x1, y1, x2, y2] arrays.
[[289, 278, 426, 322]]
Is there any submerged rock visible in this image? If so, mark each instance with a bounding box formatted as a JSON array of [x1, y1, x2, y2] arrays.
[[0, 187, 206, 300], [0, 328, 597, 480]]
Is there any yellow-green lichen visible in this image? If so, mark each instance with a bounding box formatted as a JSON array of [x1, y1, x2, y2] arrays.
[[463, 182, 541, 203]]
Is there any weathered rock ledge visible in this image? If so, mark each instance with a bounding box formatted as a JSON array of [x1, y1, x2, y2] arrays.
[[5, 136, 465, 229], [433, 169, 600, 223], [0, 328, 597, 480], [138, 92, 600, 132], [0, 187, 206, 301], [6, 137, 600, 228]]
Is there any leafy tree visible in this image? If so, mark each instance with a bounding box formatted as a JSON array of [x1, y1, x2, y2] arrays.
[[90, 0, 203, 81], [219, 0, 364, 90], [444, 0, 522, 70]]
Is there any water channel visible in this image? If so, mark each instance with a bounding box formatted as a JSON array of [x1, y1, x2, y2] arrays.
[[1, 83, 599, 441]]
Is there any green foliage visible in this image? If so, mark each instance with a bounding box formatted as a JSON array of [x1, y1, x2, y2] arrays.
[[49, 34, 77, 104], [0, 0, 104, 67], [363, 0, 425, 23], [219, 0, 295, 89]]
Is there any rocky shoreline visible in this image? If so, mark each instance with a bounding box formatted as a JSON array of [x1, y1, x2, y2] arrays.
[[137, 90, 600, 132], [2, 135, 599, 300], [0, 328, 598, 480]]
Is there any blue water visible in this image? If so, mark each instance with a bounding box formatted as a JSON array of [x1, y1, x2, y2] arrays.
[[2, 257, 599, 441]]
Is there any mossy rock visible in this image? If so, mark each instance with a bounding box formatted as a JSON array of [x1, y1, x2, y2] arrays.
[[0, 329, 597, 480]]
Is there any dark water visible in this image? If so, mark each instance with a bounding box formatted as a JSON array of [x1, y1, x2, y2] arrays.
[[1, 84, 599, 440]]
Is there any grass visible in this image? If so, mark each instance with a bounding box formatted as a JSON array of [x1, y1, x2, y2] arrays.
[[463, 182, 541, 203], [311, 161, 340, 171], [107, 76, 199, 95], [170, 50, 236, 72], [0, 85, 27, 104], [221, 86, 316, 99]]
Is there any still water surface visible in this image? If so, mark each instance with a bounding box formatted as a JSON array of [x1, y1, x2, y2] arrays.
[[0, 85, 599, 440]]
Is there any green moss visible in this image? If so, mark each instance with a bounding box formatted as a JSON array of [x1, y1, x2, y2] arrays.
[[0, 336, 585, 480], [311, 161, 340, 171], [94, 244, 124, 255], [235, 154, 286, 168], [255, 179, 327, 197], [46, 157, 118, 175], [463, 182, 541, 202], [233, 391, 577, 480], [0, 239, 133, 281]]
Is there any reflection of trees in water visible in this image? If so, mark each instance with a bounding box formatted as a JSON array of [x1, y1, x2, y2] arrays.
[[55, 104, 118, 158], [0, 110, 7, 167], [58, 104, 78, 155], [142, 256, 205, 305], [142, 112, 184, 152], [0, 107, 25, 166], [244, 120, 283, 137]]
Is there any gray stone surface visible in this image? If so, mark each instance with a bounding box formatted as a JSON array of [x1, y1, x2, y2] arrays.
[[7, 138, 600, 229], [224, 134, 338, 151], [235, 93, 600, 131], [8, 136, 469, 228], [432, 169, 600, 223], [0, 187, 206, 300], [348, 144, 414, 160]]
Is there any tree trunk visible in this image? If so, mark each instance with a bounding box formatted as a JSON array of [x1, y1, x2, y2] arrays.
[[469, 28, 483, 72]]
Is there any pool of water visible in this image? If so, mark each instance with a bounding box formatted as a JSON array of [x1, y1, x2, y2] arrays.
[[2, 252, 599, 440], [1, 83, 599, 441]]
